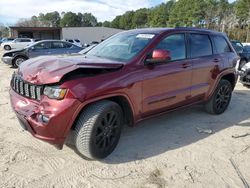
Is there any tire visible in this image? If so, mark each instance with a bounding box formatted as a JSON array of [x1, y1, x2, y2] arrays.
[[12, 56, 27, 68], [205, 79, 232, 115], [4, 45, 11, 51], [73, 100, 123, 160]]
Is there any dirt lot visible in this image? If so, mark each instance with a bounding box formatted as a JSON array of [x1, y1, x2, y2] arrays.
[[0, 49, 250, 188]]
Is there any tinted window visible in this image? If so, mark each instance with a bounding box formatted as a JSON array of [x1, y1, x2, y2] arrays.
[[15, 39, 21, 42], [52, 42, 65, 48], [75, 39, 80, 43], [190, 34, 212, 58], [20, 39, 31, 42], [68, 40, 73, 43], [155, 34, 186, 61], [34, 42, 51, 49], [213, 36, 231, 54]]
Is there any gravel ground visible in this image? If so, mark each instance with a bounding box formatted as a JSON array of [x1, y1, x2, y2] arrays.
[[0, 49, 250, 188]]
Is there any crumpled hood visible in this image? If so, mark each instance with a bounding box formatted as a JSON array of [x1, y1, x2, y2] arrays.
[[17, 55, 124, 85], [3, 48, 25, 56]]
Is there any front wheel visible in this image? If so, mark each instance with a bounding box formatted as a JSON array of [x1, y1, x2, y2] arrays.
[[73, 100, 123, 160], [13, 56, 27, 68], [205, 79, 232, 114]]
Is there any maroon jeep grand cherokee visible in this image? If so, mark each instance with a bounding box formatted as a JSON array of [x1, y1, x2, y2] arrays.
[[10, 28, 238, 159]]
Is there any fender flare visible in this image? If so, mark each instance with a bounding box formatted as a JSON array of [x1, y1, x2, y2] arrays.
[[62, 92, 135, 138], [205, 69, 237, 101]]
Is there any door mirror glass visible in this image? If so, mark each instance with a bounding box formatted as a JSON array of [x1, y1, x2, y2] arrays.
[[145, 49, 171, 65]]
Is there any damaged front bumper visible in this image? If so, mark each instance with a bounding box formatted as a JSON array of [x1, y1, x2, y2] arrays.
[[9, 88, 82, 148]]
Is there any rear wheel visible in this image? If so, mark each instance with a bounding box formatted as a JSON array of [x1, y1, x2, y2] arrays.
[[4, 45, 11, 50], [73, 100, 123, 160], [13, 56, 27, 68], [205, 79, 232, 114]]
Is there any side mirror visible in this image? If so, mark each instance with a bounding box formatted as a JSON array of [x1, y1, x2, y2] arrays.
[[145, 49, 171, 65]]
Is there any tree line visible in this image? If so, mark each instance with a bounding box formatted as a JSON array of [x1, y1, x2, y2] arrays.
[[1, 0, 249, 42], [15, 12, 101, 27], [106, 0, 250, 42]]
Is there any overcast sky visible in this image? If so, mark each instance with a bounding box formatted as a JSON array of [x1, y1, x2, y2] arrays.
[[0, 0, 236, 25]]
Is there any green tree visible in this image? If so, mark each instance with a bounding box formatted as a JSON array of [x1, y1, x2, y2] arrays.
[[60, 12, 81, 27], [148, 1, 174, 27], [79, 13, 98, 26], [119, 11, 134, 29], [102, 21, 111, 27], [168, 0, 207, 27], [43, 11, 60, 27], [132, 8, 149, 28], [111, 16, 122, 28]]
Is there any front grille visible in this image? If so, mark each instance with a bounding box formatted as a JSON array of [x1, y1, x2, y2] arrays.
[[11, 75, 43, 100]]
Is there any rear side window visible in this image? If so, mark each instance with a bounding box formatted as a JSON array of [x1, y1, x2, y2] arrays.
[[68, 40, 74, 43], [212, 36, 231, 54], [190, 34, 212, 58], [20, 39, 31, 42], [155, 34, 186, 61], [52, 42, 65, 48]]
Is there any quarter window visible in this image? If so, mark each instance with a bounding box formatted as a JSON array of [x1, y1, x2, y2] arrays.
[[190, 34, 212, 58], [155, 34, 186, 61], [212, 36, 231, 54], [52, 42, 65, 48]]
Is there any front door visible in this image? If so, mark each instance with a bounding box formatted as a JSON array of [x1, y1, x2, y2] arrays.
[[29, 41, 52, 58], [142, 33, 192, 116]]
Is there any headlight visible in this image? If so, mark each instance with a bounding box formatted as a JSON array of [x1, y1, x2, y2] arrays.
[[43, 86, 67, 100]]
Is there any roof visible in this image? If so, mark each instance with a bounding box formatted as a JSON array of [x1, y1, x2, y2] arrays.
[[125, 27, 221, 35], [9, 27, 61, 31]]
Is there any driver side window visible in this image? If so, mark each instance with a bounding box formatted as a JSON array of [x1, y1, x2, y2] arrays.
[[155, 34, 186, 61]]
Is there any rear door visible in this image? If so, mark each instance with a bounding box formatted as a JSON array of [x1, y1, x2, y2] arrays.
[[142, 33, 192, 116], [189, 33, 218, 98]]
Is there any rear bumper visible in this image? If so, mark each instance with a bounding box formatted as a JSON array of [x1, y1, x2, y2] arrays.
[[9, 88, 82, 148], [1, 56, 13, 65]]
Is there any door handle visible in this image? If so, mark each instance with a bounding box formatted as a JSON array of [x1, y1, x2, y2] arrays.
[[182, 63, 191, 68], [213, 59, 220, 63]]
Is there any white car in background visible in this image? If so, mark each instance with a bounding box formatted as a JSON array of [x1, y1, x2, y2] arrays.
[[1, 38, 35, 50], [65, 39, 82, 47]]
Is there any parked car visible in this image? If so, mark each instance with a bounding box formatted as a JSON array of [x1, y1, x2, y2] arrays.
[[231, 40, 250, 69], [239, 61, 250, 88], [65, 39, 82, 47], [1, 38, 35, 50], [2, 40, 83, 67], [0, 38, 15, 45], [9, 28, 238, 160]]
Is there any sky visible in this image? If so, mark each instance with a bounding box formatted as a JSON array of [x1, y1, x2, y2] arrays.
[[0, 0, 236, 25]]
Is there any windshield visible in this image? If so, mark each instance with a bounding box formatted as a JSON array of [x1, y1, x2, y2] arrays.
[[86, 32, 155, 62]]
